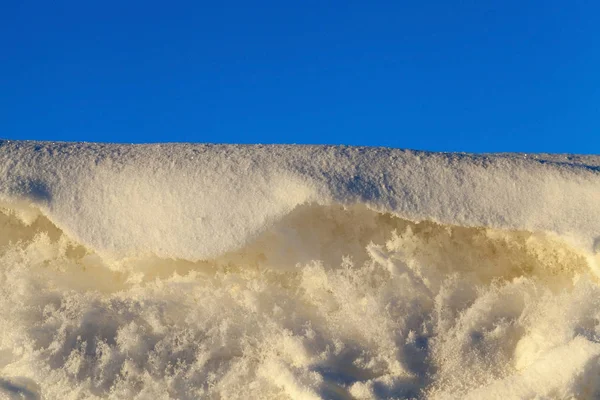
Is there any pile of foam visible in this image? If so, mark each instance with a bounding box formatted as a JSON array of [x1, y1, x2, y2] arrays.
[[1, 141, 600, 399]]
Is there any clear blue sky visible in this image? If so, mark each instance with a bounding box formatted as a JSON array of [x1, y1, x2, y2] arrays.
[[1, 1, 599, 153]]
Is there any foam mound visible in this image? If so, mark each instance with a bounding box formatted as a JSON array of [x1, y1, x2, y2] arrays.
[[1, 141, 600, 399]]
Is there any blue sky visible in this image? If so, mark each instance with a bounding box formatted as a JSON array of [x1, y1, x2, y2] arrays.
[[1, 1, 599, 153]]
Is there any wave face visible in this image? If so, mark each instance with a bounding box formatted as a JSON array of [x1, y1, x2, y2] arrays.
[[1, 141, 600, 399]]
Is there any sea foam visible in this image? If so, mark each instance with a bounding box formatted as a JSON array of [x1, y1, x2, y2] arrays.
[[1, 141, 599, 399]]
